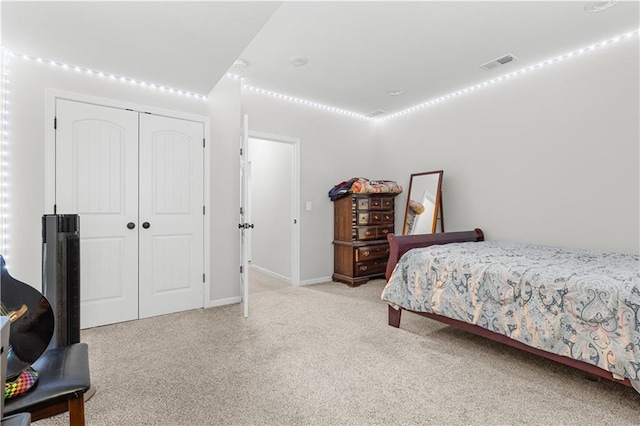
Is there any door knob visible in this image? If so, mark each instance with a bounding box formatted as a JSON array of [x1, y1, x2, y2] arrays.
[[127, 222, 135, 230], [142, 222, 150, 229]]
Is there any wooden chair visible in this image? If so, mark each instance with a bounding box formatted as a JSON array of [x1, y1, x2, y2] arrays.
[[4, 343, 90, 426]]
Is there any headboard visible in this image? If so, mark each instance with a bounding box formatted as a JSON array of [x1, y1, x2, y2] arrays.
[[385, 228, 485, 281]]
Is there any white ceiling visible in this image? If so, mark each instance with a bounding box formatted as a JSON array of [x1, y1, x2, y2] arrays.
[[2, 1, 639, 116], [1, 1, 282, 94]]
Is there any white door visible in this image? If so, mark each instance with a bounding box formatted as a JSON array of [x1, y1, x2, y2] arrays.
[[138, 114, 204, 318], [56, 100, 139, 328], [239, 115, 251, 317], [56, 100, 205, 328]]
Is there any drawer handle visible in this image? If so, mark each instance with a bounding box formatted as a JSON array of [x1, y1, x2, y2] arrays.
[[365, 231, 371, 236], [362, 250, 370, 257], [381, 229, 388, 235], [359, 265, 368, 271]]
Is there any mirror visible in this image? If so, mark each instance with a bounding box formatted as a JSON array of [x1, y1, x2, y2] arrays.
[[402, 170, 444, 235]]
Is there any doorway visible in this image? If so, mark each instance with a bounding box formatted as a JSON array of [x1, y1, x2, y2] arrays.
[[247, 133, 300, 289]]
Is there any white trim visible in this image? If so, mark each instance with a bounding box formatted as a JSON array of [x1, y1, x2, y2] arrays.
[[206, 296, 241, 308], [249, 131, 302, 146], [203, 119, 211, 310], [46, 88, 206, 121], [250, 264, 290, 285], [299, 276, 333, 286], [246, 160, 253, 266], [44, 91, 56, 213], [248, 130, 301, 287], [44, 88, 212, 310]]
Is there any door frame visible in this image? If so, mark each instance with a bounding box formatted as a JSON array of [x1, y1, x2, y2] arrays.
[[44, 89, 212, 307], [247, 131, 301, 287]]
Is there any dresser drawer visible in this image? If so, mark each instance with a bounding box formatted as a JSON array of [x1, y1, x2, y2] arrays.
[[356, 196, 394, 212], [356, 225, 393, 241], [357, 212, 370, 225], [372, 212, 393, 224], [357, 212, 393, 225], [377, 226, 393, 239], [355, 244, 390, 262], [359, 212, 391, 225], [370, 197, 394, 210], [356, 198, 370, 210], [356, 227, 377, 240], [354, 260, 387, 277]]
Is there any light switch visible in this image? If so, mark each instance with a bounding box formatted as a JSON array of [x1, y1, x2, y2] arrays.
[[305, 201, 312, 211]]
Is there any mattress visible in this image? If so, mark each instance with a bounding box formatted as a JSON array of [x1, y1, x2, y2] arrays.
[[381, 241, 640, 383]]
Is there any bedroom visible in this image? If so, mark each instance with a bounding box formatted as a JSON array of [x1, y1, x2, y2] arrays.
[[0, 1, 639, 424]]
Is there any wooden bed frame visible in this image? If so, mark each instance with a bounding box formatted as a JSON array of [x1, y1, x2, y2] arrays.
[[384, 228, 631, 387]]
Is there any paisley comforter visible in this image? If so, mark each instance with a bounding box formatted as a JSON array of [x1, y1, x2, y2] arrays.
[[381, 241, 640, 385]]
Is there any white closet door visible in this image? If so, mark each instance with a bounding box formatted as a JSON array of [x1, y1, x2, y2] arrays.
[[138, 114, 204, 318], [56, 100, 139, 328]]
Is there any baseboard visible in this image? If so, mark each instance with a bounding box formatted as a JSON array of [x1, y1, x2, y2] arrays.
[[298, 276, 333, 286], [206, 296, 241, 308], [250, 264, 291, 284], [204, 277, 334, 306]]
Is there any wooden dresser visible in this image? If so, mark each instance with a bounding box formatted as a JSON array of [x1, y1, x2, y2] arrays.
[[332, 193, 397, 286]]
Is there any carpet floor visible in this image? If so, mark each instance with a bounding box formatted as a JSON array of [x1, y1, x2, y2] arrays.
[[36, 274, 640, 425]]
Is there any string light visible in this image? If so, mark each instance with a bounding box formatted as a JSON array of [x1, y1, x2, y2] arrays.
[[240, 28, 639, 122], [0, 46, 211, 260], [1, 47, 10, 258], [0, 28, 636, 257], [242, 84, 374, 121], [379, 29, 639, 121], [5, 49, 208, 100]]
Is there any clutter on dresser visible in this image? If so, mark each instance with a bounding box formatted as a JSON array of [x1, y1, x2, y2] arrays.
[[327, 177, 403, 201]]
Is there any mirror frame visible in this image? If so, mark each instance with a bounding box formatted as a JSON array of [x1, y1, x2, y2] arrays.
[[402, 170, 444, 235]]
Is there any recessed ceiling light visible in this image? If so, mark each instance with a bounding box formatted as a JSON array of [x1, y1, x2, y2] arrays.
[[387, 88, 403, 96], [365, 110, 388, 118], [289, 55, 309, 67], [584, 1, 617, 13], [232, 58, 249, 69]]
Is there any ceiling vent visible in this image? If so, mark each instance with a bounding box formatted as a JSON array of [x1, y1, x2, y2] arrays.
[[365, 110, 387, 118], [480, 54, 518, 70]]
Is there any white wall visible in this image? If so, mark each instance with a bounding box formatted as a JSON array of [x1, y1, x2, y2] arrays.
[[4, 33, 637, 309], [377, 38, 639, 254], [241, 89, 378, 283], [206, 76, 242, 303], [5, 57, 213, 288], [248, 138, 292, 280], [241, 36, 640, 285]]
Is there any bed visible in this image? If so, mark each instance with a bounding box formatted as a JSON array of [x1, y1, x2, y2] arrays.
[[381, 228, 640, 390]]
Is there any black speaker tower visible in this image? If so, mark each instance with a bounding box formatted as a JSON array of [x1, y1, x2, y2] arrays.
[[42, 214, 81, 349]]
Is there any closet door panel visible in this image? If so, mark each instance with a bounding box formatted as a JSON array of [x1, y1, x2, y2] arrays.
[[55, 100, 139, 328], [138, 114, 204, 318]]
